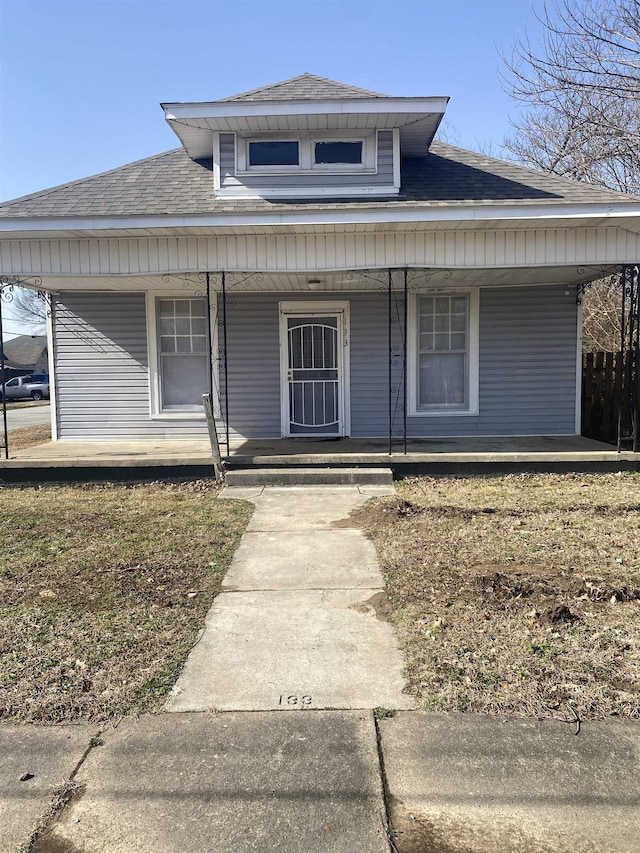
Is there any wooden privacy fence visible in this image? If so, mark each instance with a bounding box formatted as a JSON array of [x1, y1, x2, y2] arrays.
[[582, 351, 638, 446]]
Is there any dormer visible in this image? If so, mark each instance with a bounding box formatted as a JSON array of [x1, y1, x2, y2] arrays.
[[162, 73, 448, 200]]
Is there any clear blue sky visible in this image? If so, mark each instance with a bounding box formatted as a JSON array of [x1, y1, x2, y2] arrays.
[[0, 0, 547, 202], [0, 0, 546, 336]]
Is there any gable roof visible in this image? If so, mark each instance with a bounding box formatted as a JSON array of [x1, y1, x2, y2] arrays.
[[216, 73, 389, 102], [0, 141, 638, 223]]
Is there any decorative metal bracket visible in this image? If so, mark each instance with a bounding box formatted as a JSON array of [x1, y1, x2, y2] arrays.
[[576, 281, 592, 306]]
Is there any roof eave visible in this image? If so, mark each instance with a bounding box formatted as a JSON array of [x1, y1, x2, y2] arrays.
[[2, 201, 640, 236], [161, 96, 449, 119]]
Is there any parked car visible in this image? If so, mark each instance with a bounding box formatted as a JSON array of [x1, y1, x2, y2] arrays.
[[0, 374, 50, 401]]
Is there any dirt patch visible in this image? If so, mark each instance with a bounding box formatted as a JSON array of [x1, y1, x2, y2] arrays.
[[351, 473, 640, 720], [349, 591, 392, 622]]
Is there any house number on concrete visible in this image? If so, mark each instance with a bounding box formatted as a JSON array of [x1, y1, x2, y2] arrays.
[[279, 694, 312, 707]]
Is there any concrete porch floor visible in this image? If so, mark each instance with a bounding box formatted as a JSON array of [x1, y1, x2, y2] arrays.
[[1, 435, 638, 476], [226, 434, 633, 464]]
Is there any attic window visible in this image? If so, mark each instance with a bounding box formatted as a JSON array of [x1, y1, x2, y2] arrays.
[[249, 140, 299, 167], [314, 140, 363, 165]]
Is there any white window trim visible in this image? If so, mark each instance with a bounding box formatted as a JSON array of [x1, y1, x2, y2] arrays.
[[407, 288, 479, 417], [146, 292, 218, 420], [236, 130, 377, 176]]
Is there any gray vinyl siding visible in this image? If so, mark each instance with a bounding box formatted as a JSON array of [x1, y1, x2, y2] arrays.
[[221, 285, 578, 439], [218, 131, 394, 191], [53, 293, 207, 439], [52, 286, 577, 441]]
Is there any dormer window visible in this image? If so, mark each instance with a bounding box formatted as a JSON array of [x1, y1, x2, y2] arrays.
[[314, 140, 363, 166], [237, 132, 375, 175], [249, 140, 299, 167]]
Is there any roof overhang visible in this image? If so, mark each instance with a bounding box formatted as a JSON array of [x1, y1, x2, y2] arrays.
[[2, 201, 640, 238], [161, 96, 449, 159]]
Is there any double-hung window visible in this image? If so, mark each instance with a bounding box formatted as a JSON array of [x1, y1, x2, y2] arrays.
[[410, 291, 479, 415], [157, 298, 208, 410]]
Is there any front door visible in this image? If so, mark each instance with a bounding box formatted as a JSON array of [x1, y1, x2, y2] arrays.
[[279, 302, 349, 437]]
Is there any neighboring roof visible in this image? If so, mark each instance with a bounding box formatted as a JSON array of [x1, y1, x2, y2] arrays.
[[216, 73, 389, 102], [2, 335, 47, 368], [1, 141, 638, 222]]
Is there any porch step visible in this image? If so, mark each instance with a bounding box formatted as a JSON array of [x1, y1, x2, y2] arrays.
[[224, 466, 394, 487]]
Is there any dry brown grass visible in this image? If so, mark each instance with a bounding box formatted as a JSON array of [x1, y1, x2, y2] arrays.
[[353, 473, 640, 720], [6, 423, 51, 451], [0, 481, 252, 723]]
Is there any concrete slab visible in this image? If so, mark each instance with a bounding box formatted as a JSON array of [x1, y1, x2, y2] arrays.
[[379, 712, 640, 853], [224, 467, 394, 487], [40, 711, 390, 853], [221, 530, 381, 591], [0, 723, 95, 852], [166, 589, 413, 712], [242, 486, 390, 531]]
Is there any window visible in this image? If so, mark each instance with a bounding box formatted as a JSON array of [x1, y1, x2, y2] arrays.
[[249, 140, 299, 167], [409, 291, 479, 415], [158, 298, 208, 410], [314, 140, 363, 165], [237, 133, 375, 173]]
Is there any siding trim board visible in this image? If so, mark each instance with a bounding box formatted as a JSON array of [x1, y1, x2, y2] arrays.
[[4, 227, 640, 277]]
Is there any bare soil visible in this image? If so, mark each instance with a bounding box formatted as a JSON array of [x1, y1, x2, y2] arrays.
[[352, 473, 640, 720]]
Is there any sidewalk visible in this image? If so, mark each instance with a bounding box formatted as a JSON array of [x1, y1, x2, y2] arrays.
[[2, 486, 640, 852], [166, 485, 412, 712]]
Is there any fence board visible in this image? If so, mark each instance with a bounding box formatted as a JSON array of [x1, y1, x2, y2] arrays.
[[582, 350, 636, 446]]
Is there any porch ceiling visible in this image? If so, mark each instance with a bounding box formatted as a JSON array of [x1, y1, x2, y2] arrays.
[[36, 265, 618, 294]]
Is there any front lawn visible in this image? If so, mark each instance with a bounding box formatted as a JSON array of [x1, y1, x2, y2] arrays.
[[0, 481, 252, 722], [352, 473, 640, 719], [6, 423, 51, 451]]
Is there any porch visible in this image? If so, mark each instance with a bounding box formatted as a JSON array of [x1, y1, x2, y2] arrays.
[[2, 435, 639, 484]]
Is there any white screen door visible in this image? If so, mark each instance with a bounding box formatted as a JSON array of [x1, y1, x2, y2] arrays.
[[280, 304, 349, 437]]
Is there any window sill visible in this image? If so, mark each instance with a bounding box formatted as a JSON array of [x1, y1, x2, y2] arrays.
[[151, 412, 206, 421], [409, 409, 479, 417]]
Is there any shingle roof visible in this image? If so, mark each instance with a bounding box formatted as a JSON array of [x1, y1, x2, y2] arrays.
[[0, 141, 638, 221], [216, 73, 388, 102], [2, 335, 47, 369]]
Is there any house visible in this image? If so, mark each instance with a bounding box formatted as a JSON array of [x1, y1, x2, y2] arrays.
[[1, 73, 639, 451], [1, 335, 49, 376]]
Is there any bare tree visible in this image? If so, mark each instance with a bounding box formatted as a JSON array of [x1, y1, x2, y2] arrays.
[[503, 0, 640, 194], [581, 279, 623, 352], [9, 288, 47, 334], [502, 0, 640, 351]]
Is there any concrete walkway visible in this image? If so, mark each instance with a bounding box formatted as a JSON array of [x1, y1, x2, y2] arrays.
[[166, 485, 413, 712]]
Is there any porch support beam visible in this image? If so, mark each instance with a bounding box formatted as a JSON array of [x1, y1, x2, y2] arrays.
[[221, 270, 230, 456], [388, 269, 392, 456], [403, 267, 408, 455]]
